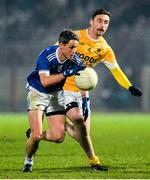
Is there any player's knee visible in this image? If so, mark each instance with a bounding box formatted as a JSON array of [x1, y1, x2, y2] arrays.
[[46, 131, 65, 143], [31, 132, 42, 142], [54, 133, 65, 143], [67, 111, 83, 123], [55, 136, 64, 143]]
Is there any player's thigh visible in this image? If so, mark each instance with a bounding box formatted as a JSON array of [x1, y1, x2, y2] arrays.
[[28, 110, 44, 137], [47, 114, 66, 134], [27, 89, 49, 135], [66, 106, 83, 121], [64, 90, 82, 119], [64, 90, 82, 108], [64, 90, 91, 130], [45, 90, 66, 134]]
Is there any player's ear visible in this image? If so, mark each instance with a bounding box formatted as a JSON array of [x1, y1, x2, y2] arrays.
[[90, 19, 93, 26], [59, 42, 65, 47]]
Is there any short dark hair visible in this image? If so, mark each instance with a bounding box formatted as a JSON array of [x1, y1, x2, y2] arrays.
[[58, 29, 79, 44], [92, 8, 111, 19]]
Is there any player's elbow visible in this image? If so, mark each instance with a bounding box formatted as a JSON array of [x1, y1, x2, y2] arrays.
[[40, 74, 50, 87]]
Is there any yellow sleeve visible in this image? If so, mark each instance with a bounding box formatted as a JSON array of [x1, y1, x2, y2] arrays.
[[102, 45, 132, 90], [110, 67, 132, 90], [102, 60, 132, 90]]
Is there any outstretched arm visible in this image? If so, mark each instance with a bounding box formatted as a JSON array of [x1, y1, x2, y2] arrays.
[[110, 66, 131, 89], [103, 61, 142, 97]]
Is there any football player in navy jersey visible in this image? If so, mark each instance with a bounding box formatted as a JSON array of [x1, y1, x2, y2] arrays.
[[22, 29, 85, 172]]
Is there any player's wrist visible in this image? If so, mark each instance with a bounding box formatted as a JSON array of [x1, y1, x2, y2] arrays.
[[61, 72, 66, 78], [82, 96, 89, 101]]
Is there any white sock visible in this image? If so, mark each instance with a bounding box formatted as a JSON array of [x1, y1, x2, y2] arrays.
[[24, 156, 33, 165]]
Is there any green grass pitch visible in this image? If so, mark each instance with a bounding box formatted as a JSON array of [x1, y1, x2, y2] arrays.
[[0, 112, 150, 179]]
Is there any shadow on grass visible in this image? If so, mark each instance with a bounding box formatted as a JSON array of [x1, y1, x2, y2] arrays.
[[1, 165, 150, 175], [35, 166, 110, 173], [38, 166, 90, 172], [1, 166, 108, 173]]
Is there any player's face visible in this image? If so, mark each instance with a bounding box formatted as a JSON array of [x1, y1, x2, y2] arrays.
[[90, 14, 110, 36], [61, 40, 79, 59]]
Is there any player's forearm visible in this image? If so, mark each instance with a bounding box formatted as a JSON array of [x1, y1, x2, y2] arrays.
[[110, 67, 132, 89], [40, 73, 65, 87]]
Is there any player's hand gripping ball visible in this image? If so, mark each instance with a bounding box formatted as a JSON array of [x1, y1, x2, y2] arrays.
[[75, 67, 98, 91]]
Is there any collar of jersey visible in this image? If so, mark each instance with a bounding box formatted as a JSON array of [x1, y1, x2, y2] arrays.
[[86, 29, 102, 42]]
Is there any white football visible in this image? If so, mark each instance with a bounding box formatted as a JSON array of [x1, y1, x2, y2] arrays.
[[75, 67, 98, 90]]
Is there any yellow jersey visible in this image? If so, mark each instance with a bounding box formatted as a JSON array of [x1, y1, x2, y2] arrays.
[[63, 29, 132, 92]]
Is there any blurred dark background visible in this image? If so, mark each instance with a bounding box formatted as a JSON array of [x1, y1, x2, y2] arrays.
[[0, 0, 150, 112]]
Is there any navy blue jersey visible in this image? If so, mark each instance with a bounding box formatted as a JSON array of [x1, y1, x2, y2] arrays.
[[27, 45, 75, 93]]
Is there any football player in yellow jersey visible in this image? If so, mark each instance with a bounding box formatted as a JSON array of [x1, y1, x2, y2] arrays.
[[64, 8, 142, 171]]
